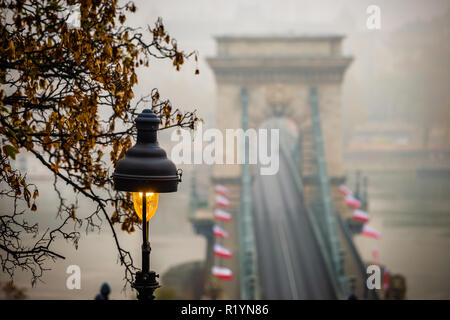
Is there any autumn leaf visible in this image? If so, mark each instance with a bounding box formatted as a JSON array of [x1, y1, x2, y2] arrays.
[[3, 145, 19, 160]]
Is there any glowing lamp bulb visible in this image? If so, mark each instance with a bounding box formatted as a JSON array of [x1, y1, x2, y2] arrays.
[[132, 192, 159, 222]]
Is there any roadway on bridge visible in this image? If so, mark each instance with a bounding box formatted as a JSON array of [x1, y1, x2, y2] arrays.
[[253, 152, 336, 299]]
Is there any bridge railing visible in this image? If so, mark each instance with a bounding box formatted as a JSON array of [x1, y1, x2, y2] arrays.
[[336, 211, 380, 300]]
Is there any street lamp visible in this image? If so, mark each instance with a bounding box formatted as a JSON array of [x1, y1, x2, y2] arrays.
[[112, 108, 181, 300]]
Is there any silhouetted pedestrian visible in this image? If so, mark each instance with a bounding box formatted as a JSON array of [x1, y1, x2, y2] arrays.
[[348, 293, 358, 300], [95, 282, 111, 300]]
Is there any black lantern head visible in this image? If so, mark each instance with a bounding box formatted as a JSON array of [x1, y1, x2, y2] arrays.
[[112, 109, 180, 193]]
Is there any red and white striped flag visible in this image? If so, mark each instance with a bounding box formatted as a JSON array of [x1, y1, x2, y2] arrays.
[[339, 185, 352, 196], [345, 195, 362, 209], [212, 266, 233, 280], [215, 184, 229, 197], [214, 209, 232, 222], [215, 195, 230, 208], [213, 225, 229, 238], [353, 209, 370, 222], [362, 225, 381, 239], [214, 244, 232, 259]]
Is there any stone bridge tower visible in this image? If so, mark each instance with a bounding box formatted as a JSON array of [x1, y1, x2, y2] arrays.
[[206, 35, 352, 298]]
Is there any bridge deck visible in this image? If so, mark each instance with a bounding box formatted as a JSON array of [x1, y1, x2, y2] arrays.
[[253, 154, 336, 299]]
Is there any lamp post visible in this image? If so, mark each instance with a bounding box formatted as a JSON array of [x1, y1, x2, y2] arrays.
[[112, 109, 181, 300]]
